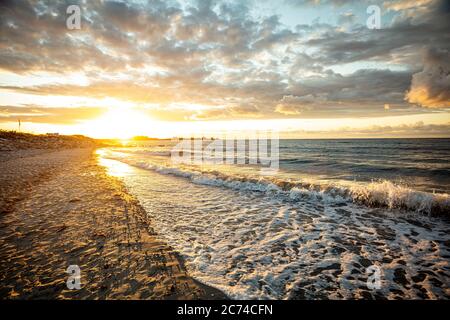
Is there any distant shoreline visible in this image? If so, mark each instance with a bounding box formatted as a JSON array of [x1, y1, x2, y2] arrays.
[[1, 130, 449, 149]]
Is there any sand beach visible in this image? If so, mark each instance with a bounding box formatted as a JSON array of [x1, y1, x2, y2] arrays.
[[0, 133, 225, 299]]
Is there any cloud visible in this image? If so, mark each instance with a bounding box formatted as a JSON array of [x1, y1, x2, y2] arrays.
[[405, 47, 450, 108], [383, 0, 434, 11], [287, 0, 369, 6], [283, 121, 450, 138], [0, 105, 105, 124], [337, 12, 356, 26], [1, 67, 414, 120], [301, 0, 449, 66], [0, 0, 448, 125], [275, 104, 303, 115]]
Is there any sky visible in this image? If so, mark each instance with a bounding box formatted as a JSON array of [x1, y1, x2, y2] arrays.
[[0, 0, 449, 138]]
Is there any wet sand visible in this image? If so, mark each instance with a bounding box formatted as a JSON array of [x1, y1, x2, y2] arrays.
[[0, 147, 226, 299]]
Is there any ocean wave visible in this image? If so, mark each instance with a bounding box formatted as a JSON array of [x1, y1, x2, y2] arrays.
[[112, 148, 171, 157], [103, 154, 450, 216]]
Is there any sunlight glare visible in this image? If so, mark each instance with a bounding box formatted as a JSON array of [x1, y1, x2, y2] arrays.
[[84, 107, 154, 139]]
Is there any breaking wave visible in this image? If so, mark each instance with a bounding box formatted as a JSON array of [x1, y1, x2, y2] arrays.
[[103, 154, 450, 216]]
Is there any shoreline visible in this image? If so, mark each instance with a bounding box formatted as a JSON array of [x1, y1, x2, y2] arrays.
[[1, 133, 448, 299], [0, 147, 227, 299]]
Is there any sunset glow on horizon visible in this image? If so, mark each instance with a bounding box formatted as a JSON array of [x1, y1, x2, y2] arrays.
[[0, 0, 449, 139], [2, 0, 450, 303]]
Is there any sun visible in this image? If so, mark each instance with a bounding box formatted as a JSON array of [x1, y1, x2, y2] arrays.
[[84, 107, 155, 139]]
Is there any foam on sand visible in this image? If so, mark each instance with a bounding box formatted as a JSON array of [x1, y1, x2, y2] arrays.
[[99, 150, 450, 299]]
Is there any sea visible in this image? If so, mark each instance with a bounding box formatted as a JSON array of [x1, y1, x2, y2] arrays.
[[98, 138, 450, 299]]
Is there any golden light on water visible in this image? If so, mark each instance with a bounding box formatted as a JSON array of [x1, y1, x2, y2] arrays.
[[96, 150, 135, 177]]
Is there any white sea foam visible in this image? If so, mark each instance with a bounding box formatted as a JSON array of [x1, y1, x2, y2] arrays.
[[98, 153, 450, 300], [103, 151, 449, 216]]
